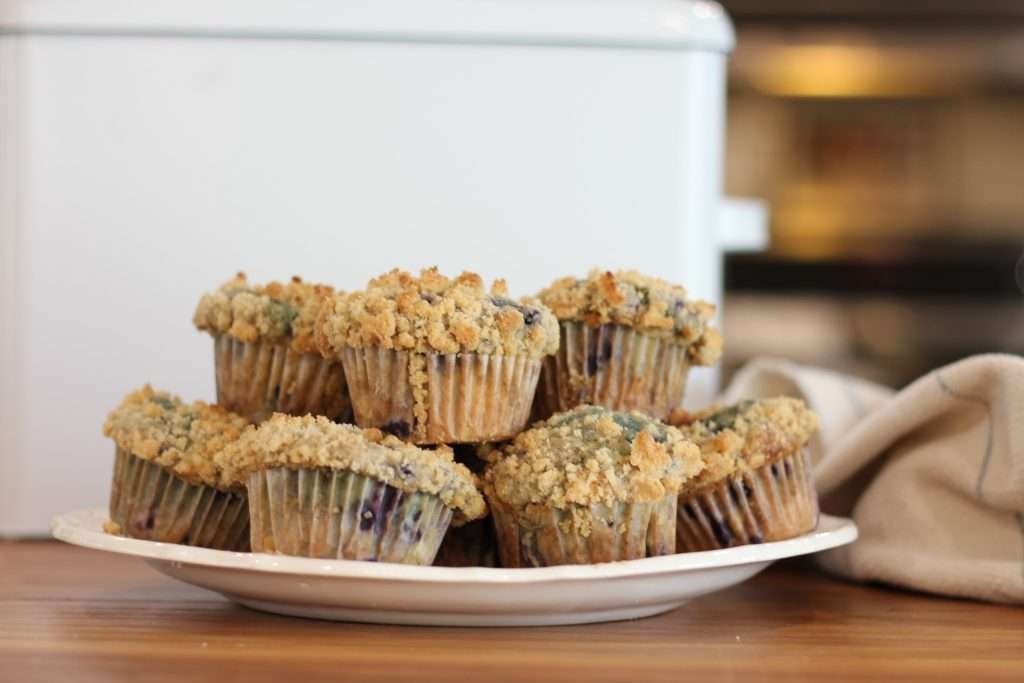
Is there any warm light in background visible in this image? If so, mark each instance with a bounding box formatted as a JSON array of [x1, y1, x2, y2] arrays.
[[741, 44, 966, 98]]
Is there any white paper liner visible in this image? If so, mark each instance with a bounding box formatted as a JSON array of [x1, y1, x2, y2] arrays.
[[248, 468, 453, 564], [341, 347, 541, 444], [676, 448, 819, 551], [108, 448, 250, 551], [214, 335, 351, 424], [487, 494, 678, 567], [533, 322, 691, 421]]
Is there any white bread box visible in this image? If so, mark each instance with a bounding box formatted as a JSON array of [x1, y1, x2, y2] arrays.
[[0, 0, 764, 534]]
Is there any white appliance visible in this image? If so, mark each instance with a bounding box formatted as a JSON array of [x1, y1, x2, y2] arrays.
[[0, 0, 765, 535]]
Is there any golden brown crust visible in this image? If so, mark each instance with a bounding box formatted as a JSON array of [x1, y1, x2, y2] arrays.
[[536, 270, 722, 365], [315, 267, 559, 359], [667, 397, 819, 495], [480, 405, 704, 510], [223, 414, 486, 522], [193, 273, 336, 354], [102, 385, 249, 491]]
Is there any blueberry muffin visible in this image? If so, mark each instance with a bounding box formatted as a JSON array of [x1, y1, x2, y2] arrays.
[[193, 273, 351, 424], [226, 414, 486, 564], [102, 385, 250, 550], [480, 405, 704, 567], [669, 397, 819, 551], [433, 445, 497, 567], [316, 267, 559, 444], [533, 270, 722, 421]]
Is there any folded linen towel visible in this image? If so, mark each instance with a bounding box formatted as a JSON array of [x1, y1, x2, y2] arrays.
[[720, 353, 1024, 604]]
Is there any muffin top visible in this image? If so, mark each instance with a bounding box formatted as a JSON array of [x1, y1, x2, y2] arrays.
[[667, 397, 819, 495], [102, 385, 249, 491], [480, 405, 704, 512], [224, 414, 486, 523], [536, 270, 723, 365], [193, 273, 336, 354], [316, 267, 559, 358]]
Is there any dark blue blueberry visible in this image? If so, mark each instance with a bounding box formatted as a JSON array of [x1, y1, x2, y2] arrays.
[[421, 292, 439, 304], [380, 487, 402, 517], [770, 463, 780, 479], [269, 385, 280, 405], [743, 481, 755, 499], [359, 484, 385, 532], [585, 335, 615, 375], [414, 529, 423, 542], [412, 509, 422, 522], [382, 420, 411, 439], [491, 296, 545, 327], [748, 533, 763, 544], [683, 503, 697, 519], [709, 517, 733, 547], [399, 465, 414, 479], [358, 510, 375, 531], [784, 461, 793, 477]]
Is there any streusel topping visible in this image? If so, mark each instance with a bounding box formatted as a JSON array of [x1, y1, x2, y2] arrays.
[[224, 414, 486, 522], [481, 405, 704, 510], [316, 267, 559, 358], [193, 273, 336, 354], [536, 270, 722, 365], [102, 385, 249, 491], [667, 397, 819, 495]]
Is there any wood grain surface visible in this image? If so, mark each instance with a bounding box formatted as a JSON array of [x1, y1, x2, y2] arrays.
[[1, 540, 1021, 682]]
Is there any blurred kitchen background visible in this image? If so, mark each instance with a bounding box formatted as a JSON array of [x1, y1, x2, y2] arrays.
[[718, 0, 1024, 387]]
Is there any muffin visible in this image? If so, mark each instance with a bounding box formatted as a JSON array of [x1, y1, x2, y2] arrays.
[[532, 270, 722, 421], [480, 405, 704, 567], [433, 518, 498, 567], [316, 267, 559, 444], [669, 397, 820, 551], [102, 385, 250, 550], [226, 414, 487, 564], [193, 273, 351, 424], [433, 445, 498, 567]]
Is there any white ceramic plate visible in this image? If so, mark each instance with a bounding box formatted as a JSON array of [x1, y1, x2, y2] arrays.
[[52, 508, 857, 626]]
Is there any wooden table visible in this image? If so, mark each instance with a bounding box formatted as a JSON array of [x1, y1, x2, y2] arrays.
[[1, 541, 1021, 682]]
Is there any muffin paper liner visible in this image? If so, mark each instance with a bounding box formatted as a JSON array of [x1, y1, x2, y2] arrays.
[[676, 448, 819, 551], [214, 335, 352, 424], [433, 518, 498, 568], [108, 448, 250, 551], [486, 494, 678, 567], [533, 322, 691, 421], [341, 347, 541, 444], [248, 468, 453, 564]]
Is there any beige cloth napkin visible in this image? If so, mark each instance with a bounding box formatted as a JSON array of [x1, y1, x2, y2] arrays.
[[720, 353, 1024, 604]]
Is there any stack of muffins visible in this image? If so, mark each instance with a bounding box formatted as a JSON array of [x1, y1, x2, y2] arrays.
[[101, 267, 821, 567]]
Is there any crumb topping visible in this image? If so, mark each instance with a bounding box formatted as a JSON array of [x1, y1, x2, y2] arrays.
[[536, 270, 723, 365], [481, 405, 704, 510], [193, 273, 336, 354], [315, 267, 559, 358], [102, 385, 249, 491], [223, 414, 486, 522], [667, 397, 819, 494]]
